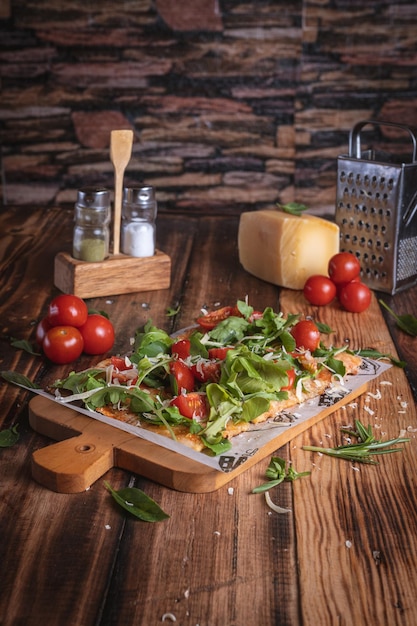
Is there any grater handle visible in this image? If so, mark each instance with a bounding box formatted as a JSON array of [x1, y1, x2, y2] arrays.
[[349, 120, 417, 162]]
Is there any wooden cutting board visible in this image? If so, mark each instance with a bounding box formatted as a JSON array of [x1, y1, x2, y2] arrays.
[[28, 380, 368, 494]]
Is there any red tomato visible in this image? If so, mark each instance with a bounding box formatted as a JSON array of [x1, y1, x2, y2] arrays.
[[169, 361, 195, 394], [196, 306, 233, 330], [171, 339, 191, 360], [191, 360, 221, 383], [46, 294, 88, 328], [339, 281, 372, 313], [170, 393, 209, 420], [336, 275, 361, 299], [35, 317, 52, 346], [291, 320, 321, 352], [208, 347, 233, 360], [303, 275, 337, 306], [110, 356, 132, 370], [328, 252, 361, 285], [281, 368, 296, 391], [249, 310, 264, 322], [79, 314, 115, 355], [42, 326, 84, 364]]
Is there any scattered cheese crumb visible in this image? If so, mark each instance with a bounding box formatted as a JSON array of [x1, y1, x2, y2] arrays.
[[351, 465, 360, 472], [407, 426, 417, 433], [162, 613, 177, 622], [213, 531, 221, 536], [345, 540, 352, 548], [105, 524, 111, 530], [184, 589, 190, 599], [379, 380, 392, 385], [363, 405, 375, 415], [367, 389, 382, 400], [228, 487, 234, 495]]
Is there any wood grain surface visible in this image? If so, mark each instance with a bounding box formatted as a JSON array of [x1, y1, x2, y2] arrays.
[[1, 206, 417, 626]]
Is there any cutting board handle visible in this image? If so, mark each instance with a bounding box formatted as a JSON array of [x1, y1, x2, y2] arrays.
[[31, 433, 115, 494]]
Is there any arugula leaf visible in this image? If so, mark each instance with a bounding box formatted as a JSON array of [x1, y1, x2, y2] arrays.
[[104, 481, 169, 521], [208, 315, 249, 344], [379, 299, 417, 337], [252, 456, 310, 493], [0, 424, 20, 448], [276, 202, 309, 216], [133, 320, 173, 358], [166, 305, 181, 317], [357, 348, 406, 368]]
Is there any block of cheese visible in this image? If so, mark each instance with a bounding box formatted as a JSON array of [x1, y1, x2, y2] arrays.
[[238, 209, 339, 289]]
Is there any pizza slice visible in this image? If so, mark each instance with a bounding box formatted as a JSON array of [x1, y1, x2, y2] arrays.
[[52, 300, 362, 455]]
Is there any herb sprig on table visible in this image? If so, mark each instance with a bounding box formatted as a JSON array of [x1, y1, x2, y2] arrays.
[[303, 419, 410, 464], [379, 300, 417, 337], [252, 456, 310, 493]]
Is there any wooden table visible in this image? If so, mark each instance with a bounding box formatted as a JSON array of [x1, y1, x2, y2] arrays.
[[1, 205, 417, 626]]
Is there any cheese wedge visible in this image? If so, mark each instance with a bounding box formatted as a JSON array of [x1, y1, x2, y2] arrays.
[[238, 209, 340, 289]]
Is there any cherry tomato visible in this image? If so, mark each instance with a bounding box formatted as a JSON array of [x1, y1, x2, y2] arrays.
[[196, 306, 233, 330], [303, 275, 337, 306], [171, 339, 191, 360], [291, 320, 321, 352], [328, 252, 361, 285], [191, 360, 221, 383], [336, 275, 361, 299], [208, 347, 233, 360], [35, 317, 52, 346], [339, 281, 372, 313], [170, 393, 209, 420], [47, 294, 88, 328], [281, 368, 296, 392], [42, 326, 84, 364], [79, 314, 115, 355], [110, 356, 133, 371], [169, 361, 195, 394]]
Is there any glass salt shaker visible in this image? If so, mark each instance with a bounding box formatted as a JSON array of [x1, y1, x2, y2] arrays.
[[72, 187, 110, 262], [121, 186, 157, 257]]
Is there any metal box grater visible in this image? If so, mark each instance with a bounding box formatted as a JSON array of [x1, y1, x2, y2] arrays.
[[335, 120, 417, 294]]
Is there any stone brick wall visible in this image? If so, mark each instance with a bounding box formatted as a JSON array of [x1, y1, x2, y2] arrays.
[[1, 0, 416, 214]]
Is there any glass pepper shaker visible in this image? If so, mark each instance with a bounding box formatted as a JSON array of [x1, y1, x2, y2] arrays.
[[121, 186, 157, 257], [72, 187, 110, 262]]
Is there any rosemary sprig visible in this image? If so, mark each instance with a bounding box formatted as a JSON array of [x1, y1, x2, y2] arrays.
[[303, 419, 410, 464]]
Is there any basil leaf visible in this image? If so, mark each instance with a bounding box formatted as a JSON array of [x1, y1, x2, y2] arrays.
[[1, 370, 40, 389], [0, 424, 20, 448], [104, 481, 169, 522], [379, 299, 417, 337], [10, 338, 41, 355], [316, 322, 334, 334]]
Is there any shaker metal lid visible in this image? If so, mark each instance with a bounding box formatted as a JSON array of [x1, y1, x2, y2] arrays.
[[123, 186, 155, 206], [77, 187, 110, 208]]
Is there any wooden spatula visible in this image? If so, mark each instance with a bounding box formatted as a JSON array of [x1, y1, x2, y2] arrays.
[[110, 129, 134, 255]]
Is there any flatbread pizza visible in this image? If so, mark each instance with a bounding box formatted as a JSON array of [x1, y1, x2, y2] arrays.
[[52, 300, 362, 455]]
